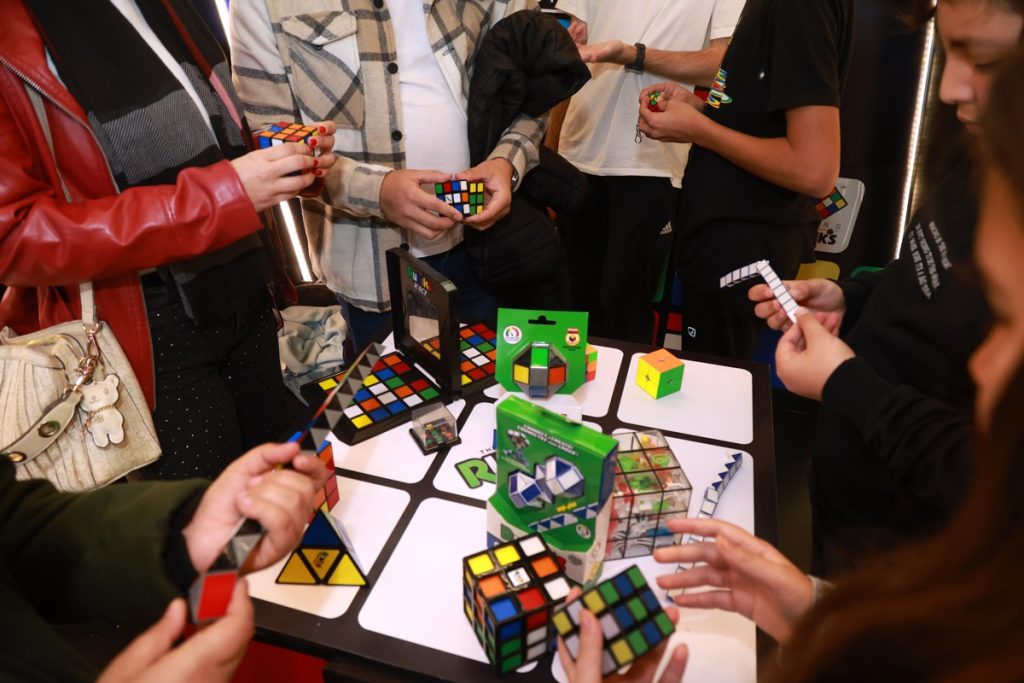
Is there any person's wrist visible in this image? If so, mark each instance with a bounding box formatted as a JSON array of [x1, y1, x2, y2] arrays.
[[619, 42, 636, 66]]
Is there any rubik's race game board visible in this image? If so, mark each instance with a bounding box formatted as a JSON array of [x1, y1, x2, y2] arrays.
[[387, 247, 497, 396]]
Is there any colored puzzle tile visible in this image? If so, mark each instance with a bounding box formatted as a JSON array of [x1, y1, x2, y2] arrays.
[[553, 565, 674, 676], [636, 349, 684, 399], [463, 534, 569, 674]]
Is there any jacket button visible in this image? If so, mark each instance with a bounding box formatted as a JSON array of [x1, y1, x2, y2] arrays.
[[392, 130, 403, 141], [387, 62, 399, 74], [373, 0, 383, 7]]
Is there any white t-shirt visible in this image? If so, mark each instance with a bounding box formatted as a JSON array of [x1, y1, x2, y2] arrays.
[[388, 0, 470, 257], [558, 0, 744, 187]]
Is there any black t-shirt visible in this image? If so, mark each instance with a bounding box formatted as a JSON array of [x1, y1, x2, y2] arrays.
[[676, 0, 855, 233], [811, 159, 989, 567]]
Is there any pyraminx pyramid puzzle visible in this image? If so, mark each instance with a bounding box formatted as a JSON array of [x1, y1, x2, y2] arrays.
[[276, 508, 368, 586]]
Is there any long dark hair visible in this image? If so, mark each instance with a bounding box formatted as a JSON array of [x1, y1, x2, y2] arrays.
[[770, 52, 1024, 682]]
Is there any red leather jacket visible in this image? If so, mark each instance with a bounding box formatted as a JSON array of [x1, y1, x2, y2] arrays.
[[0, 1, 264, 407]]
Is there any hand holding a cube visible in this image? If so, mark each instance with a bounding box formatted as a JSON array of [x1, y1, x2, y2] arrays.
[[653, 518, 814, 644], [557, 586, 688, 683], [380, 168, 464, 238], [456, 158, 515, 230], [637, 83, 706, 144], [232, 120, 337, 212]]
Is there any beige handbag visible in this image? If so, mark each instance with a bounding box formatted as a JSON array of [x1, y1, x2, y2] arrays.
[[0, 84, 161, 491], [0, 284, 161, 491]]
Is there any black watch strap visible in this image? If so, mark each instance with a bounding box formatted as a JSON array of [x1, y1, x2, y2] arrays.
[[626, 42, 646, 73]]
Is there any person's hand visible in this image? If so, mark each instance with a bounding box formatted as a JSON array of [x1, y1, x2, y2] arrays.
[[749, 278, 845, 332], [182, 442, 331, 575], [231, 143, 321, 212], [380, 169, 462, 239], [456, 158, 514, 231], [775, 312, 853, 400], [654, 518, 813, 644], [558, 587, 688, 683], [568, 17, 588, 45], [578, 40, 629, 65], [298, 121, 339, 198], [97, 580, 253, 683], [637, 83, 707, 144]]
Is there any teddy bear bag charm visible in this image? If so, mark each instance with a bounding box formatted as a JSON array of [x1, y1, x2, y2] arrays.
[[80, 374, 125, 447]]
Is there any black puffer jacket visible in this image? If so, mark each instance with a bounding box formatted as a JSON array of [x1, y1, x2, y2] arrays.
[[464, 10, 590, 309]]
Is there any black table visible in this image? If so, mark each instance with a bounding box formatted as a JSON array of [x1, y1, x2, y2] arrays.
[[254, 339, 777, 682]]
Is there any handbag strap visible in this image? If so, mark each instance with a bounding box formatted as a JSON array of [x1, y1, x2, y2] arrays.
[[24, 83, 97, 326]]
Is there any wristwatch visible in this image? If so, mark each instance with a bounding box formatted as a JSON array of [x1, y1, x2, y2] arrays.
[[626, 42, 646, 73]]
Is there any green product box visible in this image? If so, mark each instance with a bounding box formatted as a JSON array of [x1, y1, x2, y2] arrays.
[[496, 309, 589, 399], [488, 395, 618, 584]]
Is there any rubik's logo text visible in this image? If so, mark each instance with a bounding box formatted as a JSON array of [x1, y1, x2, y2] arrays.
[[814, 187, 848, 220], [706, 68, 733, 109], [407, 266, 432, 293]]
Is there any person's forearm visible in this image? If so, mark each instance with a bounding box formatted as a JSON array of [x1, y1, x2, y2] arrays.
[[629, 40, 729, 86], [690, 107, 839, 198]]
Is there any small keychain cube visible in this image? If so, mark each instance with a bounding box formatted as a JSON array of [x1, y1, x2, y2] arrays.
[[435, 179, 485, 216], [409, 404, 461, 454]]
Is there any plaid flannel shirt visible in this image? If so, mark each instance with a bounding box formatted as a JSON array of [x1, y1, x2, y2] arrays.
[[230, 0, 545, 311]]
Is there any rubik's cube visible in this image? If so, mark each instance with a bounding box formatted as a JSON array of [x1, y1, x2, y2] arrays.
[[435, 179, 485, 216], [255, 121, 318, 148], [512, 342, 568, 399], [814, 186, 848, 220], [553, 565, 675, 676], [276, 509, 368, 587], [636, 349, 684, 399], [463, 534, 571, 674], [607, 431, 691, 559], [585, 344, 598, 383], [646, 91, 662, 112]]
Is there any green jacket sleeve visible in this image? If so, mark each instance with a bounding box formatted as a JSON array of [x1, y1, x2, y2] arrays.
[[1, 459, 207, 623]]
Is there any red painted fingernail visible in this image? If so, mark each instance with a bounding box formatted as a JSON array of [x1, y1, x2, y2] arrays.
[[309, 138, 319, 148], [315, 169, 324, 177], [319, 125, 327, 134], [312, 158, 319, 168]]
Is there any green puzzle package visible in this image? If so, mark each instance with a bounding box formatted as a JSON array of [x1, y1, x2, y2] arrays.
[[488, 395, 617, 585], [496, 309, 589, 399]]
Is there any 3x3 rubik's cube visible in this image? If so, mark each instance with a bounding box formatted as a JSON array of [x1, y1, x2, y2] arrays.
[[435, 180, 485, 216], [554, 565, 675, 676], [463, 534, 572, 674], [256, 121, 319, 148]]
